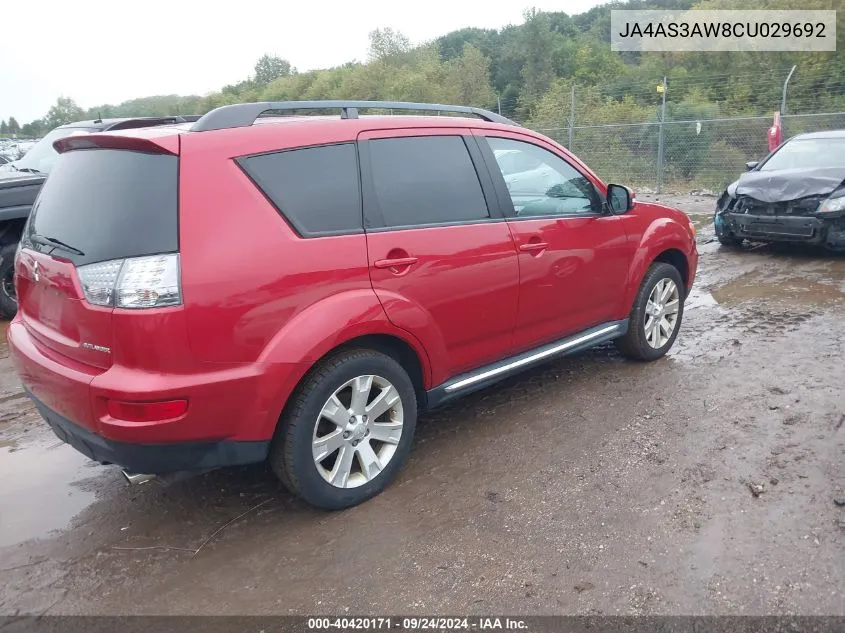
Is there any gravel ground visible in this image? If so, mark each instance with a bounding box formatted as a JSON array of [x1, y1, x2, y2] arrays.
[[1, 194, 843, 616]]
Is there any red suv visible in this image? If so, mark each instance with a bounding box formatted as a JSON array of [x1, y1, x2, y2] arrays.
[[8, 101, 698, 509]]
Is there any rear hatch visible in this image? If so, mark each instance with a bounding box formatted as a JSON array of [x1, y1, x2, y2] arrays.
[[17, 141, 180, 376]]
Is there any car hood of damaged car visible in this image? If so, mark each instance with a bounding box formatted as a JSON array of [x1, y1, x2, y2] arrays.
[[726, 166, 845, 203]]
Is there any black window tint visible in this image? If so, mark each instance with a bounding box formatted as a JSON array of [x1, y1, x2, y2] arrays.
[[26, 149, 178, 266], [486, 137, 601, 217], [368, 136, 489, 228], [239, 143, 361, 236]]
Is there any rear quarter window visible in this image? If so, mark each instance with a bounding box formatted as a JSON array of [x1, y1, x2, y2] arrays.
[[237, 143, 362, 236]]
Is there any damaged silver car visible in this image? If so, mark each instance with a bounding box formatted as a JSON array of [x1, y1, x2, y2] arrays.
[[714, 130, 845, 250]]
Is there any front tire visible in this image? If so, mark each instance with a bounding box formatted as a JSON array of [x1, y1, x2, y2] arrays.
[[270, 349, 417, 510], [717, 233, 744, 247], [0, 243, 18, 320], [714, 214, 743, 247], [615, 262, 685, 362]]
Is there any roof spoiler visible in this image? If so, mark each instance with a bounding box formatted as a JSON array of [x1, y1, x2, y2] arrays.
[[190, 100, 519, 132], [54, 134, 178, 155]]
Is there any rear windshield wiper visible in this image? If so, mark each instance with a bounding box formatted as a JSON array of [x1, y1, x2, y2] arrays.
[[30, 234, 85, 257], [7, 164, 42, 174]]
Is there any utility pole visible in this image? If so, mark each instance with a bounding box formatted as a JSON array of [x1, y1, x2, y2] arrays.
[[656, 76, 667, 195], [568, 84, 575, 150], [497, 95, 502, 116], [780, 65, 797, 138]]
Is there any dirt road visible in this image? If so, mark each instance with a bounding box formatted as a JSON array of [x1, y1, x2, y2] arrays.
[[1, 198, 843, 616]]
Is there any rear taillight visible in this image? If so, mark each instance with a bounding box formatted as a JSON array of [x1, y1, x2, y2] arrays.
[[77, 253, 181, 309]]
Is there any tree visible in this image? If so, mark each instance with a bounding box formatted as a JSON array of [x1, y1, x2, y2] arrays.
[[0, 120, 7, 135], [518, 9, 557, 114], [7, 117, 19, 134], [444, 44, 496, 108], [368, 28, 411, 62], [21, 121, 46, 138], [253, 54, 292, 87], [44, 97, 85, 129]]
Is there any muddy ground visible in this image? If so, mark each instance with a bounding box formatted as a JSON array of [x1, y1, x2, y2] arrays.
[[1, 194, 843, 617]]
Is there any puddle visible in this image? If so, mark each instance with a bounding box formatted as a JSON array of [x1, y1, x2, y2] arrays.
[[712, 274, 845, 307], [0, 441, 101, 547]]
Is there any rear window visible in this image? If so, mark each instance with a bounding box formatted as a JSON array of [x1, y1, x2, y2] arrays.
[[237, 143, 362, 236], [25, 149, 178, 266]]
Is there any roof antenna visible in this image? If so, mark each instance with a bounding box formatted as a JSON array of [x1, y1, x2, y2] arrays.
[[94, 111, 102, 124]]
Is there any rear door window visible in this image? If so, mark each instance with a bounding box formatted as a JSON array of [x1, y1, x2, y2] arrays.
[[24, 149, 178, 266], [367, 136, 490, 228], [238, 143, 362, 236]]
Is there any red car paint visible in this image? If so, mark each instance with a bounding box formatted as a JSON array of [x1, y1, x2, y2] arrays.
[[7, 113, 698, 472]]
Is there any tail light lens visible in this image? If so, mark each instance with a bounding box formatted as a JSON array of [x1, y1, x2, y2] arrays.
[[107, 399, 188, 422], [77, 253, 181, 309]]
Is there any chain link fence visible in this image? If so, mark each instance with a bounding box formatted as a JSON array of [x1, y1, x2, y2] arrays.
[[535, 111, 845, 194]]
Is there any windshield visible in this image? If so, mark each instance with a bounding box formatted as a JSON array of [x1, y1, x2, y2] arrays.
[[761, 138, 845, 172], [5, 127, 98, 174]]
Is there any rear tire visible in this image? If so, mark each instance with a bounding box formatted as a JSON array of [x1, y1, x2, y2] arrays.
[[0, 243, 18, 320], [270, 348, 417, 510], [615, 262, 685, 362]]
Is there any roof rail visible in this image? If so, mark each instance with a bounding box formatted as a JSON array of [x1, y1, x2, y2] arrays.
[[190, 100, 520, 132]]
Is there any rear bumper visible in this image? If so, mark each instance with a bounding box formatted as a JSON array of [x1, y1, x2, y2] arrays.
[[27, 387, 269, 474], [7, 319, 303, 471], [721, 212, 845, 248]]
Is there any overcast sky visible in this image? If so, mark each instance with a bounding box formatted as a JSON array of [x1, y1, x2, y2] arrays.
[[0, 0, 608, 125]]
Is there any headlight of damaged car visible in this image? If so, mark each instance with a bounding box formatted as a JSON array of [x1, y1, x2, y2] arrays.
[[818, 196, 845, 214]]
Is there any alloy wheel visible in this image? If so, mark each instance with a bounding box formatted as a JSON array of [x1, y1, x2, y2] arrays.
[[644, 278, 680, 349], [312, 374, 404, 489]]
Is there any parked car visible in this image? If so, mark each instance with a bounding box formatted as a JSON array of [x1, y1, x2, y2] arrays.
[[0, 139, 39, 162], [714, 130, 845, 250], [0, 115, 201, 319], [12, 140, 37, 158], [8, 100, 698, 510]]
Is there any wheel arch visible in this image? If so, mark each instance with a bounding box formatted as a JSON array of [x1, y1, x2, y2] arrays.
[[332, 334, 428, 410], [653, 248, 690, 295], [266, 330, 432, 441], [623, 216, 695, 313]]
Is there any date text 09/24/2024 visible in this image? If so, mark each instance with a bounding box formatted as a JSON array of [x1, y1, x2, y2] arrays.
[[307, 617, 529, 630]]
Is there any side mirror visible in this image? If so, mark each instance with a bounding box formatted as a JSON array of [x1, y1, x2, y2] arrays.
[[606, 183, 634, 214], [745, 161, 759, 171]]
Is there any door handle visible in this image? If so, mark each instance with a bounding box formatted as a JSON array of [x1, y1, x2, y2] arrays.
[[374, 256, 418, 269], [519, 242, 548, 253]]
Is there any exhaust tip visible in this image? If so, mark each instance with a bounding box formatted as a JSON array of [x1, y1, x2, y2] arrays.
[[122, 470, 156, 486]]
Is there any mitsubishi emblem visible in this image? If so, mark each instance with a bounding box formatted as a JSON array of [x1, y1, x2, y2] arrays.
[[33, 261, 39, 282]]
